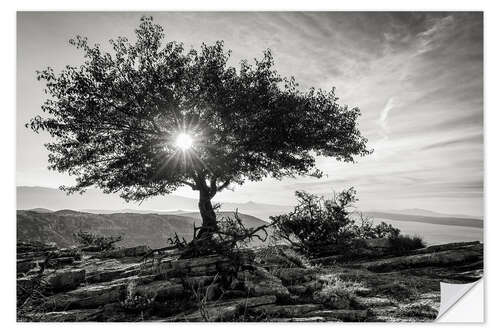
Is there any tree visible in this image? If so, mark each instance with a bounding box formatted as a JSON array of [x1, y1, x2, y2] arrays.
[[28, 16, 371, 239]]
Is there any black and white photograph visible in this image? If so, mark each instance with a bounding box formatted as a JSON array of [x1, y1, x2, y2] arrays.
[[15, 11, 483, 322]]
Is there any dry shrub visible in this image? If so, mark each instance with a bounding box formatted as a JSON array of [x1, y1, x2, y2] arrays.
[[313, 274, 364, 309]]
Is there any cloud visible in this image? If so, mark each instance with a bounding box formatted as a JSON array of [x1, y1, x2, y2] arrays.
[[377, 97, 396, 137], [420, 133, 482, 151]]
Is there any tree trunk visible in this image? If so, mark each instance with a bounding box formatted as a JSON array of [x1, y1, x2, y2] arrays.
[[197, 188, 217, 238]]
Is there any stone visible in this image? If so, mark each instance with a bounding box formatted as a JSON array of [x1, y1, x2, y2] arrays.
[[44, 269, 85, 292], [168, 295, 276, 322], [17, 241, 57, 253], [47, 256, 76, 267], [44, 281, 129, 310], [370, 306, 399, 316], [135, 280, 185, 300], [354, 296, 394, 308], [274, 267, 318, 285], [82, 258, 142, 283], [17, 259, 37, 274], [302, 280, 323, 293], [238, 266, 290, 299], [309, 255, 342, 265], [307, 309, 368, 322], [268, 316, 328, 322], [97, 245, 150, 259], [24, 308, 103, 322], [171, 255, 230, 270], [251, 304, 322, 317], [360, 247, 483, 272], [411, 241, 481, 255], [183, 275, 218, 288], [287, 284, 308, 295]]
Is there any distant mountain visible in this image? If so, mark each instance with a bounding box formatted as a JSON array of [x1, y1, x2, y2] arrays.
[[17, 186, 292, 221], [17, 186, 198, 212], [27, 208, 53, 213], [365, 211, 483, 229], [16, 209, 268, 249], [381, 208, 481, 219]]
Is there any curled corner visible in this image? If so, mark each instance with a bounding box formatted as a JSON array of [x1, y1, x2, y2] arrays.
[[436, 279, 482, 320]]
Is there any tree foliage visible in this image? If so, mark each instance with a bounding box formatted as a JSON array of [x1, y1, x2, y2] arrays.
[[28, 16, 371, 234]]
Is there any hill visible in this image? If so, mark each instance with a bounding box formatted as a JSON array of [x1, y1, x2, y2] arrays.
[[16, 210, 268, 249]]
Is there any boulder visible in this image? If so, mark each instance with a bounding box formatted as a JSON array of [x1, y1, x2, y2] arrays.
[[238, 266, 290, 299], [44, 269, 85, 292]]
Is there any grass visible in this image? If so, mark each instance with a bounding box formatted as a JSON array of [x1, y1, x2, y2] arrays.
[[313, 274, 365, 309], [396, 303, 438, 320]]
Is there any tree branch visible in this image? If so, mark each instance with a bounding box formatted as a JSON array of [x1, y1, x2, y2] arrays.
[[217, 179, 232, 192]]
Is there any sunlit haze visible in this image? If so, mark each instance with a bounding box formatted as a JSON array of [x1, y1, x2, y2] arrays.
[[175, 133, 193, 151]]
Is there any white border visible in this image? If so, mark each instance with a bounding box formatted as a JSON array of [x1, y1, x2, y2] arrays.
[[3, 1, 498, 332]]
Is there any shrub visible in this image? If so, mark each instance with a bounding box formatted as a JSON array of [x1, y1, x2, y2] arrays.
[[73, 230, 122, 251], [120, 281, 155, 314], [389, 234, 425, 255], [270, 188, 403, 257], [313, 274, 364, 309]]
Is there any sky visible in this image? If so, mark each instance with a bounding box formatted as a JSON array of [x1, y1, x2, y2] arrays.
[[16, 12, 483, 216]]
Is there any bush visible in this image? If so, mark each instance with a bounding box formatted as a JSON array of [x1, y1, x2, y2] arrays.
[[73, 230, 122, 251], [389, 234, 425, 255], [120, 281, 155, 314], [313, 274, 364, 309], [270, 188, 403, 257]]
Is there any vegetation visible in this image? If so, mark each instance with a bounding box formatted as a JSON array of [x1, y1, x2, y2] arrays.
[[389, 235, 426, 255], [120, 281, 155, 315], [271, 188, 424, 257], [313, 274, 364, 309], [28, 16, 370, 240], [72, 230, 122, 251]]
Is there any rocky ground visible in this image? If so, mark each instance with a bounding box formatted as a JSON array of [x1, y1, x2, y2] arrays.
[[17, 240, 483, 322]]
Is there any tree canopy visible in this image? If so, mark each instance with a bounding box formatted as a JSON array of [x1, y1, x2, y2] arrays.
[[28, 16, 371, 233]]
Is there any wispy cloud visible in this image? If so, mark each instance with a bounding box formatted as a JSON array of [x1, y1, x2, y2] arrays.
[[377, 97, 396, 137]]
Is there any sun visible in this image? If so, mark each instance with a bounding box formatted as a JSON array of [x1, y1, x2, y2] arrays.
[[175, 133, 193, 151]]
